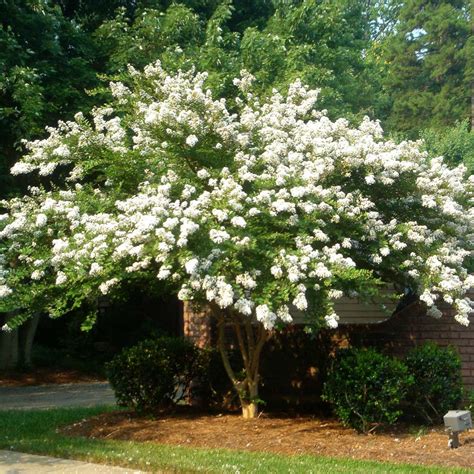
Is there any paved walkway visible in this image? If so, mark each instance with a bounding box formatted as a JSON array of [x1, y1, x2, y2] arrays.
[[0, 450, 144, 473], [0, 382, 116, 410]]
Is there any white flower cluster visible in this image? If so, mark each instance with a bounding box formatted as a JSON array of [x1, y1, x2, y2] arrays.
[[0, 257, 12, 298], [1, 61, 473, 330]]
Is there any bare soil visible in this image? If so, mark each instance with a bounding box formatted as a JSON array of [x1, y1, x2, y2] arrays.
[[0, 368, 104, 387], [62, 410, 474, 469]]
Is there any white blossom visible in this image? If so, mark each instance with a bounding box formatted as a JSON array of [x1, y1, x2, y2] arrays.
[[99, 278, 119, 295], [365, 174, 376, 185], [35, 214, 48, 227], [55, 272, 67, 285], [178, 286, 193, 300], [271, 265, 283, 279], [185, 258, 199, 275], [197, 169, 210, 179], [157, 266, 172, 280], [210, 229, 230, 244], [89, 262, 103, 276], [31, 270, 44, 280], [185, 135, 199, 147], [293, 292, 308, 311], [234, 298, 253, 315], [325, 311, 339, 329], [236, 272, 257, 289], [277, 305, 293, 323], [0, 285, 12, 298], [256, 304, 277, 330], [230, 216, 246, 228]]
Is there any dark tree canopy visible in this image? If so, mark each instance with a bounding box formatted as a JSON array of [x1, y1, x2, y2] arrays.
[[0, 0, 100, 197], [381, 0, 472, 135]]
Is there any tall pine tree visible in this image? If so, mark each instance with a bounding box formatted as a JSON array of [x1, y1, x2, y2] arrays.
[[382, 0, 471, 135]]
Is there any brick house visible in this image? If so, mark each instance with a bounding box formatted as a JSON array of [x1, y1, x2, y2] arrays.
[[183, 289, 474, 393], [348, 290, 474, 392]]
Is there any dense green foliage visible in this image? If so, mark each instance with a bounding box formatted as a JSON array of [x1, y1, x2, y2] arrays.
[[323, 348, 413, 432], [106, 337, 206, 412], [92, 0, 374, 118], [405, 343, 464, 424], [380, 0, 472, 135], [323, 344, 465, 430], [0, 0, 100, 198]]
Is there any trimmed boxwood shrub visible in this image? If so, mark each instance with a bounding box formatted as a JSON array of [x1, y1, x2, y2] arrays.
[[106, 337, 206, 413], [323, 347, 413, 432], [405, 342, 463, 424]]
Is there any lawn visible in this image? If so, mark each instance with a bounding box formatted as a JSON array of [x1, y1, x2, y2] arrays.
[[0, 407, 470, 473]]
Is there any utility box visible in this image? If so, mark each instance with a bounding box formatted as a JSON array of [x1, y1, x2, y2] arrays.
[[443, 410, 472, 432]]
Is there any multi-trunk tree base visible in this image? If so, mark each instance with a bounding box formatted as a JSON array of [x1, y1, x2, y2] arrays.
[[214, 307, 269, 419], [0, 313, 40, 370]]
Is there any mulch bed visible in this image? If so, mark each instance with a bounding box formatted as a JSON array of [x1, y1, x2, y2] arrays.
[[61, 410, 474, 469], [0, 368, 104, 386]]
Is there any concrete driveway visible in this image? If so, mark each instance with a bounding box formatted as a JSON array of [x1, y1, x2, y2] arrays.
[[0, 382, 116, 410], [0, 450, 143, 473]]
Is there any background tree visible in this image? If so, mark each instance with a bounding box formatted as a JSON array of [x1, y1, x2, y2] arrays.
[[421, 120, 474, 174], [93, 0, 375, 118], [240, 0, 374, 119], [380, 0, 472, 136], [0, 0, 100, 199], [0, 0, 101, 368]]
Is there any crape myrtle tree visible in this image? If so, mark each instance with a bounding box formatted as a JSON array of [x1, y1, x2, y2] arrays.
[[1, 63, 474, 417]]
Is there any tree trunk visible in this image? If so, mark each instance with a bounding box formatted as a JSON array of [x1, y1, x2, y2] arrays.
[[240, 380, 259, 419], [241, 401, 258, 419], [19, 313, 40, 367], [0, 313, 19, 370], [0, 313, 40, 370], [216, 309, 269, 419]]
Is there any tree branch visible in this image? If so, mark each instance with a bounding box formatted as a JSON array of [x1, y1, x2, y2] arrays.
[[250, 323, 269, 383], [244, 318, 255, 364], [216, 314, 239, 388], [234, 319, 250, 374]]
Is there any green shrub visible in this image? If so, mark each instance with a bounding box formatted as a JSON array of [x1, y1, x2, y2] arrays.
[[405, 343, 463, 424], [106, 337, 206, 413], [322, 348, 413, 432]]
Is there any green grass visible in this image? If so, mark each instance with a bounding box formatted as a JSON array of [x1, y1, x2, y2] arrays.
[[0, 407, 469, 473]]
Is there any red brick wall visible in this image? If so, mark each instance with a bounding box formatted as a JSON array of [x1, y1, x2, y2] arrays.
[[345, 293, 474, 391], [182, 294, 474, 392], [182, 301, 212, 348]]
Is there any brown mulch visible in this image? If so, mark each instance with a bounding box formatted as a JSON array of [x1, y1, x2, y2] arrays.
[[61, 410, 474, 469], [0, 368, 104, 386]]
